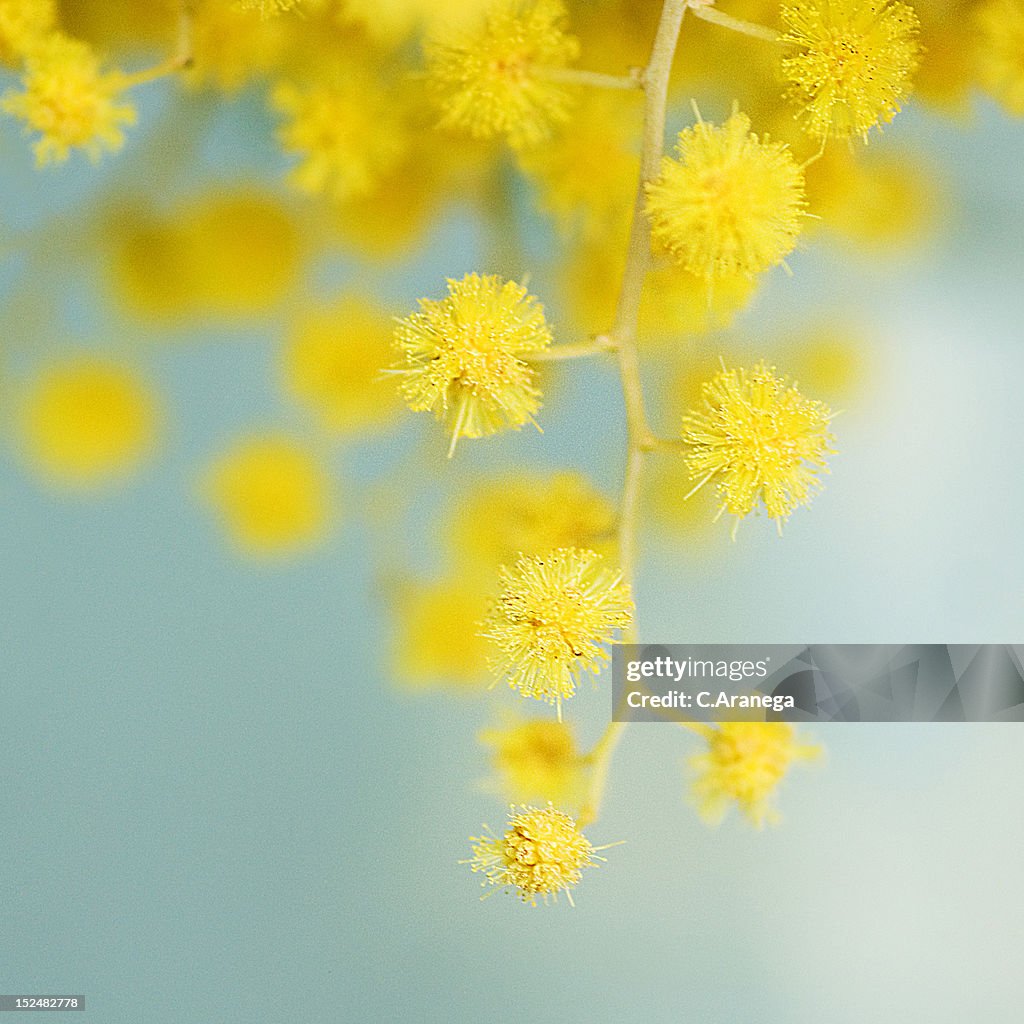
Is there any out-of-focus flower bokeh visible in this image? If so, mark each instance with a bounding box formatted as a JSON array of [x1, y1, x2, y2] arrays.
[[2, 1, 1024, 1021]]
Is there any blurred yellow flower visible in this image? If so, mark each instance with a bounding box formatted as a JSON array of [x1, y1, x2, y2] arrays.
[[467, 803, 602, 904], [20, 357, 159, 487], [273, 70, 407, 202], [184, 190, 304, 315], [682, 361, 836, 531], [391, 578, 491, 690], [517, 89, 641, 237], [0, 0, 55, 64], [107, 189, 303, 321], [391, 273, 552, 456], [689, 722, 821, 827], [203, 435, 333, 555], [53, 0, 176, 52], [805, 147, 941, 252], [188, 0, 290, 92], [450, 471, 616, 570], [645, 110, 806, 281], [783, 324, 867, 399], [481, 547, 633, 716], [2, 33, 136, 164], [425, 0, 580, 149], [282, 295, 400, 435], [480, 716, 587, 806], [781, 0, 921, 141], [974, 0, 1024, 116]]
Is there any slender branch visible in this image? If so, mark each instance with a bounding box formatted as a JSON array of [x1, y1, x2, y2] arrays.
[[538, 66, 644, 91], [688, 3, 781, 43], [120, 0, 194, 88], [577, 721, 627, 828], [577, 0, 688, 829], [527, 337, 616, 362]]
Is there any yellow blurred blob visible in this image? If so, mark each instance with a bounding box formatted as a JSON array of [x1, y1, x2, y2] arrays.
[[187, 191, 304, 314], [56, 0, 176, 51], [391, 578, 491, 690], [805, 147, 942, 252], [282, 295, 400, 435], [479, 715, 587, 807], [564, 232, 755, 343], [974, 0, 1024, 116], [2, 34, 136, 165], [784, 325, 866, 399], [328, 121, 482, 259], [20, 357, 159, 487], [517, 89, 641, 238], [272, 69, 407, 203], [203, 435, 334, 555], [1, 0, 56, 64], [187, 0, 293, 93], [108, 189, 303, 322], [914, 8, 980, 115], [449, 471, 617, 571]]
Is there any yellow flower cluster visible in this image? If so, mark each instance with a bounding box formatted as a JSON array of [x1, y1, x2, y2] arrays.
[[645, 111, 806, 282], [2, 33, 135, 164], [682, 361, 837, 531], [391, 472, 614, 694], [425, 0, 580, 148], [202, 436, 334, 556], [689, 722, 821, 827], [20, 358, 159, 487], [781, 0, 921, 141], [480, 716, 587, 806], [390, 273, 552, 455], [466, 804, 602, 904], [481, 547, 633, 717], [272, 71, 408, 203]]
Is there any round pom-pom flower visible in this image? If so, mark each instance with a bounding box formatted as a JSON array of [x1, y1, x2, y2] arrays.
[[689, 722, 821, 827], [390, 273, 553, 456], [781, 0, 921, 142], [682, 361, 836, 534], [202, 435, 334, 556], [1, 34, 136, 165], [466, 803, 610, 905], [425, 0, 580, 149], [20, 357, 159, 487], [480, 547, 633, 718], [644, 110, 806, 281]]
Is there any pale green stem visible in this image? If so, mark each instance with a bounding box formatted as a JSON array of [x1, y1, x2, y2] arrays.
[[121, 0, 194, 88], [688, 4, 781, 43], [577, 0, 689, 829], [527, 338, 616, 362], [539, 66, 644, 91]]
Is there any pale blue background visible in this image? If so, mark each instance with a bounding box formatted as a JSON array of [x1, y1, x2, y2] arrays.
[[1, 79, 1023, 1024]]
